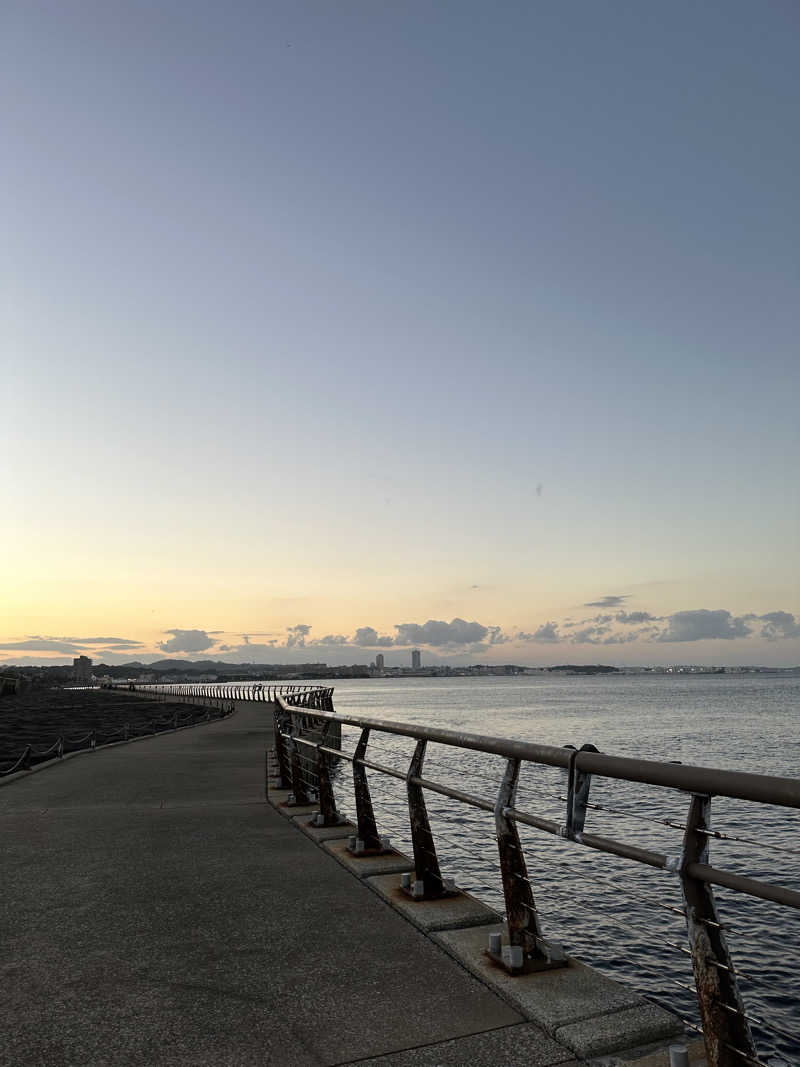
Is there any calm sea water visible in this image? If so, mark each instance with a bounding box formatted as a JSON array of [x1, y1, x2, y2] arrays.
[[286, 673, 799, 1063]]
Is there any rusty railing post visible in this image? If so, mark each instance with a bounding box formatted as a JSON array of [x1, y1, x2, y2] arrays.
[[563, 743, 598, 840], [349, 728, 385, 853], [309, 721, 348, 828], [272, 705, 291, 787], [287, 714, 312, 806], [491, 757, 565, 974], [680, 794, 756, 1067], [404, 739, 451, 899]]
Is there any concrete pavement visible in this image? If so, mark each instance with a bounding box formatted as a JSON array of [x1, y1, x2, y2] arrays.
[[1, 697, 578, 1066]]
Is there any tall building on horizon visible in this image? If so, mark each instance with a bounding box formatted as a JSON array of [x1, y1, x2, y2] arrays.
[[73, 655, 92, 684], [411, 649, 421, 670], [375, 653, 384, 671]]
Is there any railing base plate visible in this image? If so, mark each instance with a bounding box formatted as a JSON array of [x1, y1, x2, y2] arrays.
[[486, 940, 568, 976]]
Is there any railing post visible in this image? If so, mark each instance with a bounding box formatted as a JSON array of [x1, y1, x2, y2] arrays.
[[349, 728, 385, 853], [288, 726, 312, 806], [563, 743, 598, 840], [492, 757, 565, 974], [309, 721, 348, 828], [405, 739, 451, 899], [273, 705, 291, 787], [680, 794, 756, 1067]]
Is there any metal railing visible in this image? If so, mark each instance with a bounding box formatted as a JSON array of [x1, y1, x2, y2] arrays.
[[116, 682, 332, 704], [270, 691, 800, 1067], [0, 698, 235, 777]]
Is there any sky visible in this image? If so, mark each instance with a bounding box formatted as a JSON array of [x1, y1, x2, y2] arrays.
[[3, 1, 798, 668]]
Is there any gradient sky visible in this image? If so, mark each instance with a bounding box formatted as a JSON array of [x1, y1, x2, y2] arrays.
[[3, 1, 798, 667]]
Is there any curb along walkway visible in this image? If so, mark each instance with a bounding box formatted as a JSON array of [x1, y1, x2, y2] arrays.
[[0, 697, 577, 1066]]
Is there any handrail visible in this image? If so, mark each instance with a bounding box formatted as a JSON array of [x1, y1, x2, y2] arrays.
[[270, 690, 800, 1067], [118, 682, 333, 704], [284, 703, 800, 809]]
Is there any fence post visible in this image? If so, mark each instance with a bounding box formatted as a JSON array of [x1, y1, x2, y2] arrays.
[[273, 706, 291, 787], [680, 794, 756, 1067], [309, 722, 348, 828], [492, 757, 565, 973], [287, 714, 312, 806], [350, 728, 385, 853], [564, 743, 598, 839], [405, 739, 450, 899]]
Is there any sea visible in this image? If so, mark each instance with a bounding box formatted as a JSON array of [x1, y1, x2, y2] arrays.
[[285, 673, 799, 1063]]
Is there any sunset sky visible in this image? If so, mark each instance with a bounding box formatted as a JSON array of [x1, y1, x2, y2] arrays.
[[4, 2, 798, 667]]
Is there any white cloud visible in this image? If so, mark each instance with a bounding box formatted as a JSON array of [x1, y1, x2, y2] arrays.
[[286, 624, 312, 648], [354, 626, 395, 647], [615, 611, 659, 625], [657, 610, 752, 643], [394, 618, 492, 647], [158, 629, 217, 653], [759, 611, 800, 640]]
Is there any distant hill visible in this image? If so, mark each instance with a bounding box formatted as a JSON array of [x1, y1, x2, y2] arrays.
[[549, 664, 619, 674]]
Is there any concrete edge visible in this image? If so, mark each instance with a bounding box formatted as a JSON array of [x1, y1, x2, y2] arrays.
[[0, 701, 240, 791], [429, 923, 685, 1061], [271, 747, 690, 1066]]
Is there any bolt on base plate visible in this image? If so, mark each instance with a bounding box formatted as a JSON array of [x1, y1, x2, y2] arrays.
[[285, 791, 318, 807], [309, 811, 350, 828], [346, 835, 395, 857], [399, 871, 460, 901], [485, 931, 567, 975]]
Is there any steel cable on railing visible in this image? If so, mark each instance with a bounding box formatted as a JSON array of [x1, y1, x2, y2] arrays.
[[669, 979, 799, 1054]]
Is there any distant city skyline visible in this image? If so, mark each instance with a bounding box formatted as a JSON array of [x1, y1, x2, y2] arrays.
[[4, 3, 797, 669]]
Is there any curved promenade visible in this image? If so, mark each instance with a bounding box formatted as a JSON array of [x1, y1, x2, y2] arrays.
[[0, 697, 577, 1066]]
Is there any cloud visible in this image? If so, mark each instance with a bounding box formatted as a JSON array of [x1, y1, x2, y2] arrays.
[[310, 634, 349, 646], [354, 626, 395, 647], [0, 638, 86, 653], [584, 595, 629, 608], [393, 618, 493, 647], [286, 623, 312, 648], [66, 636, 144, 648], [158, 629, 217, 653], [518, 622, 560, 643], [657, 610, 752, 643], [0, 635, 145, 654], [570, 624, 612, 644], [615, 611, 659, 625], [759, 612, 800, 640]]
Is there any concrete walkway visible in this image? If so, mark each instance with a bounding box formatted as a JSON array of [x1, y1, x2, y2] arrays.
[[0, 698, 577, 1066]]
